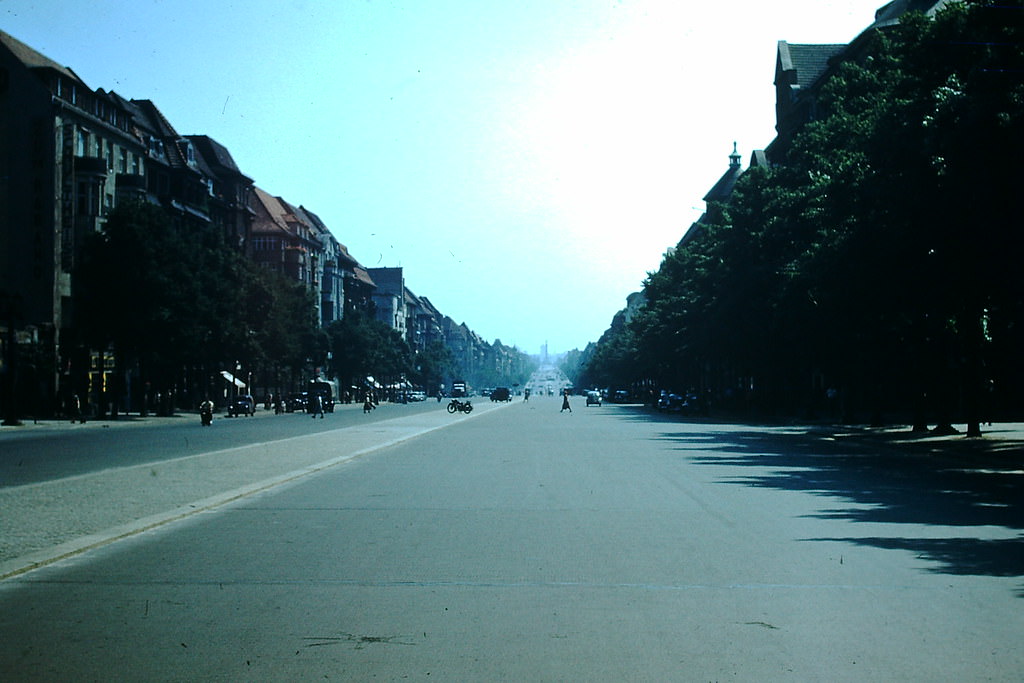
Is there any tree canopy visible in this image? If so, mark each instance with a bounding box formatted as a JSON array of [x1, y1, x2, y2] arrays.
[[584, 1, 1024, 430]]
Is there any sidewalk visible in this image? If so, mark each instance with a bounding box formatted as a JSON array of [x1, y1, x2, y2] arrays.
[[0, 400, 509, 580], [818, 421, 1024, 464], [0, 400, 384, 439]]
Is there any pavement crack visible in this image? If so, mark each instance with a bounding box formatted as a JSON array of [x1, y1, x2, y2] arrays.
[[302, 632, 415, 649], [741, 621, 781, 630]]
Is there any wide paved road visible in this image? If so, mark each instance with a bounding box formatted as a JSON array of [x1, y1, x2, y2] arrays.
[[1, 397, 1021, 680]]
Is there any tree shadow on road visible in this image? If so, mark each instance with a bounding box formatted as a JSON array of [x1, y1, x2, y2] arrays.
[[609, 407, 1024, 589]]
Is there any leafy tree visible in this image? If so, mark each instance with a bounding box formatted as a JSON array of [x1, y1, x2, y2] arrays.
[[325, 311, 412, 396], [411, 340, 455, 394], [600, 0, 1024, 428], [76, 201, 324, 412], [76, 201, 205, 411]]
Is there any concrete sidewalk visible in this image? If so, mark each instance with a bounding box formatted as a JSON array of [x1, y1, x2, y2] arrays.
[[821, 421, 1024, 463], [0, 400, 354, 439], [0, 401, 508, 581]]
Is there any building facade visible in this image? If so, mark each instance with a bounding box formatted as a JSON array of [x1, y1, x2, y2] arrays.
[[1, 30, 149, 414]]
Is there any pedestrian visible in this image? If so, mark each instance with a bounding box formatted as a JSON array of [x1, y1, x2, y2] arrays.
[[310, 393, 324, 419], [363, 392, 376, 414], [70, 393, 85, 423], [560, 389, 572, 413]]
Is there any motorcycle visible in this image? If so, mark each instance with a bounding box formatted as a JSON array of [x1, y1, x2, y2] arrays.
[[447, 398, 473, 414], [199, 400, 214, 426]]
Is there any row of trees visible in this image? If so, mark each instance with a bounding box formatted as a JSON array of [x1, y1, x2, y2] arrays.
[[69, 200, 527, 416], [578, 1, 1023, 434]]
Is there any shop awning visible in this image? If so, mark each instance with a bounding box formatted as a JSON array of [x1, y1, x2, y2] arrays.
[[220, 370, 247, 389]]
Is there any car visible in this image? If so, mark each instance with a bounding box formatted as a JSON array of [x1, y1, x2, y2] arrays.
[[284, 392, 307, 413], [586, 390, 602, 406], [226, 394, 255, 417], [408, 390, 427, 402], [490, 387, 512, 402]]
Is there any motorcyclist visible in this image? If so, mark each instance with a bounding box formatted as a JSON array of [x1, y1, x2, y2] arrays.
[[199, 399, 214, 426]]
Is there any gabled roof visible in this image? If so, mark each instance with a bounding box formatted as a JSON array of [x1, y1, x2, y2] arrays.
[[128, 99, 179, 138], [702, 143, 744, 203], [251, 186, 293, 236], [351, 265, 377, 288], [334, 242, 361, 270], [775, 41, 846, 90], [702, 165, 742, 203], [678, 217, 706, 248], [299, 205, 333, 244], [187, 135, 252, 182], [0, 29, 87, 86], [867, 0, 956, 30], [417, 295, 443, 319], [405, 287, 423, 309]]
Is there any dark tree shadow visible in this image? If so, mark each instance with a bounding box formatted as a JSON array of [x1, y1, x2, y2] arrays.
[[606, 406, 1024, 590]]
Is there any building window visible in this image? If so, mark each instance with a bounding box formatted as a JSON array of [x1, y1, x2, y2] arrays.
[[119, 148, 128, 173], [77, 180, 100, 215]]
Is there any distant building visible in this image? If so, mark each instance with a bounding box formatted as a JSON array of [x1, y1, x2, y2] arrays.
[[367, 267, 406, 336]]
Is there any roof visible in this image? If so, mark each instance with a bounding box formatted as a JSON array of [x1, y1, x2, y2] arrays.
[[776, 42, 846, 90], [251, 186, 293, 236], [334, 242, 361, 270], [405, 287, 423, 309], [702, 164, 742, 203], [417, 295, 443, 319], [351, 265, 377, 288], [0, 29, 87, 87], [188, 135, 252, 181], [867, 0, 957, 30], [128, 99, 179, 139], [367, 267, 404, 293]]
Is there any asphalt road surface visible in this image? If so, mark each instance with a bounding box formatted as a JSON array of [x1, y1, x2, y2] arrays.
[[1, 397, 1021, 680]]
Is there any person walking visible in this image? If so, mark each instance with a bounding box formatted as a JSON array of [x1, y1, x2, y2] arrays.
[[363, 392, 376, 414], [310, 393, 324, 419], [560, 389, 572, 413]]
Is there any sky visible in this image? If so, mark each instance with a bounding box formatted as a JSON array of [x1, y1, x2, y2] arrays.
[[3, 0, 888, 355]]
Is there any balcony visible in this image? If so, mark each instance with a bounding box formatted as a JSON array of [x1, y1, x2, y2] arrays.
[[74, 155, 108, 177], [115, 173, 146, 198], [284, 247, 306, 266]]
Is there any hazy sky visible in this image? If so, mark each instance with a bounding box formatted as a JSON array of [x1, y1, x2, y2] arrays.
[[3, 0, 887, 354]]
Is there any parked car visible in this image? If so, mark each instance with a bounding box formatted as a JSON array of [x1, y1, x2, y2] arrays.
[[490, 387, 512, 402], [226, 394, 255, 417], [285, 392, 307, 413], [408, 390, 427, 402], [586, 390, 602, 406]]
